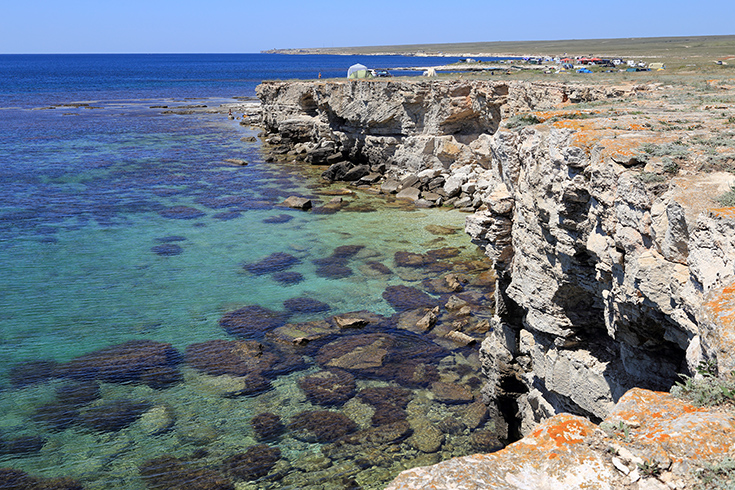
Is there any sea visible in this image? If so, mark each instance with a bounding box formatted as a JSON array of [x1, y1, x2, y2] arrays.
[[0, 54, 503, 489]]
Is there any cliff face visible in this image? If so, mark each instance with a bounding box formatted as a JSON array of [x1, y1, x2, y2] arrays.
[[256, 78, 735, 486]]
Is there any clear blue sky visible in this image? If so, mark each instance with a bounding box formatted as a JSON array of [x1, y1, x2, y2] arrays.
[[1, 0, 733, 54]]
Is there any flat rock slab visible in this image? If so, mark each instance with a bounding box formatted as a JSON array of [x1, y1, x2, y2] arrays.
[[387, 388, 735, 490]]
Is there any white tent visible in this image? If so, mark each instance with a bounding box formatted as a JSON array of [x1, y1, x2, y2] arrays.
[[347, 63, 372, 79]]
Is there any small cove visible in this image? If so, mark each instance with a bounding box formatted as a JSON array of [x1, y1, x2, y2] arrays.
[[0, 55, 500, 489]]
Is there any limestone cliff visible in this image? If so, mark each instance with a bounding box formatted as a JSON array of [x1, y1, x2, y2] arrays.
[[256, 77, 735, 487]]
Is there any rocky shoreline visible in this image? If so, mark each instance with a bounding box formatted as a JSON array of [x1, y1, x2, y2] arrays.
[[256, 77, 735, 488]]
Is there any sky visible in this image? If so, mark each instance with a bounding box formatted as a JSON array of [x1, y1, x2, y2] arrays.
[[1, 0, 733, 54]]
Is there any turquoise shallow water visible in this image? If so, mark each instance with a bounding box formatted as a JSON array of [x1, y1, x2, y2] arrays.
[[0, 55, 499, 489]]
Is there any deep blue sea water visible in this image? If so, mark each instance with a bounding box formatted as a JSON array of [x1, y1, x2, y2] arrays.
[[0, 54, 499, 489]]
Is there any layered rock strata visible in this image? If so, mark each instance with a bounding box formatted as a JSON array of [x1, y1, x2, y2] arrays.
[[257, 78, 735, 486]]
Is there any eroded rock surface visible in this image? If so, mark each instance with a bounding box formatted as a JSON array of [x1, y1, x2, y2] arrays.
[[387, 388, 735, 490]]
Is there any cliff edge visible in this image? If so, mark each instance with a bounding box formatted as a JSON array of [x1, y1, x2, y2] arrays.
[[256, 77, 735, 488]]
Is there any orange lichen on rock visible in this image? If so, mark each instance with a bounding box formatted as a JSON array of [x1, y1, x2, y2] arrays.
[[709, 207, 735, 220], [607, 388, 735, 462], [545, 418, 591, 447], [387, 388, 735, 490], [532, 109, 600, 123]]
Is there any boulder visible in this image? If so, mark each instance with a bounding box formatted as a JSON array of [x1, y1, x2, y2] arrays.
[[251, 412, 285, 441], [381, 179, 401, 194], [272, 271, 304, 285], [316, 334, 393, 371], [243, 252, 300, 275], [184, 339, 277, 377], [8, 360, 59, 388], [430, 381, 474, 404], [282, 196, 312, 210], [283, 297, 331, 314], [267, 320, 339, 345], [219, 305, 288, 338], [140, 456, 233, 490], [382, 285, 439, 312], [288, 410, 358, 443], [56, 340, 181, 389], [224, 445, 281, 481], [297, 369, 357, 407], [394, 251, 430, 268], [395, 187, 421, 202], [79, 399, 151, 433]]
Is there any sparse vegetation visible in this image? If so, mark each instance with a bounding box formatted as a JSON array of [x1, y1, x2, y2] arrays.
[[599, 420, 632, 442], [506, 113, 541, 129], [694, 457, 735, 490], [717, 184, 735, 207], [637, 172, 665, 183], [640, 142, 690, 158], [671, 360, 735, 407]]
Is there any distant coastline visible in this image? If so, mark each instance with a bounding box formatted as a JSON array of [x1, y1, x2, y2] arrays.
[[261, 34, 735, 60]]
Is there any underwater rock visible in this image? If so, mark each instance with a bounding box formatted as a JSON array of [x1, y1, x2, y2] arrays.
[[272, 271, 304, 285], [219, 305, 288, 338], [32, 402, 79, 432], [267, 320, 339, 346], [330, 310, 388, 330], [224, 373, 273, 397], [0, 468, 83, 490], [138, 404, 176, 436], [251, 413, 284, 442], [358, 386, 412, 427], [155, 235, 187, 242], [457, 400, 489, 430], [387, 360, 442, 389], [313, 256, 353, 279], [358, 386, 413, 410], [224, 444, 281, 481], [56, 381, 101, 408], [425, 224, 458, 236], [8, 360, 58, 388], [79, 399, 151, 433], [184, 339, 276, 377], [243, 252, 300, 275], [283, 297, 330, 314], [138, 364, 183, 390], [408, 422, 444, 453], [382, 285, 439, 312], [288, 410, 358, 443], [423, 274, 466, 294], [469, 429, 504, 453], [139, 456, 234, 490], [56, 340, 181, 389], [0, 435, 45, 456], [425, 247, 461, 260], [366, 261, 393, 275], [315, 334, 393, 372], [394, 251, 430, 268], [158, 205, 206, 219], [297, 369, 356, 407], [151, 243, 183, 256], [262, 214, 294, 224], [212, 211, 241, 220], [371, 403, 408, 426], [331, 245, 365, 258], [430, 381, 474, 404]]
